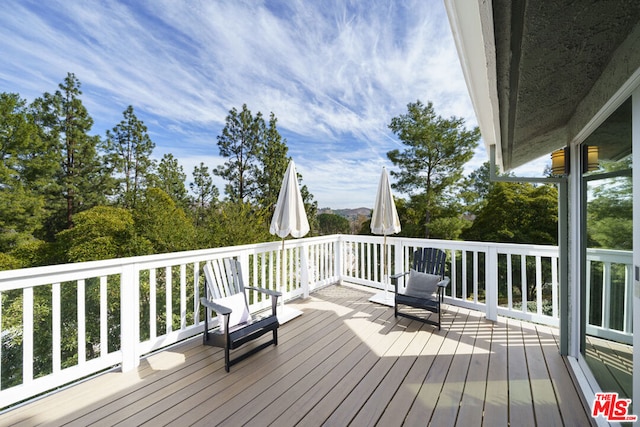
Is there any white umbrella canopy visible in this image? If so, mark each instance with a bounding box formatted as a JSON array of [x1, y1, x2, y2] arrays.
[[270, 160, 310, 239], [270, 160, 309, 322], [369, 167, 401, 306], [370, 167, 401, 236]]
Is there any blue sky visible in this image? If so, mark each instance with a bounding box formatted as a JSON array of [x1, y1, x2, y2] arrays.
[[0, 0, 546, 208]]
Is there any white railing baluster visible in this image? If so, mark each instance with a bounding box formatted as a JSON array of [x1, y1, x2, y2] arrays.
[[552, 257, 558, 318], [193, 262, 200, 327], [150, 268, 157, 340], [461, 250, 467, 300], [52, 282, 61, 373], [536, 256, 542, 315], [450, 249, 457, 299], [521, 255, 527, 312], [100, 276, 107, 357], [180, 264, 187, 330], [507, 254, 513, 310], [602, 261, 611, 330], [165, 266, 172, 334], [78, 279, 86, 365], [473, 251, 478, 304], [23, 286, 34, 384]]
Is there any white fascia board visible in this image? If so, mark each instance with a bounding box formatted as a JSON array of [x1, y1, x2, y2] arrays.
[[444, 0, 502, 169]]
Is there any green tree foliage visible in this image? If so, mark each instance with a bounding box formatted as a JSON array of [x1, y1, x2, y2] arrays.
[[149, 153, 188, 209], [0, 93, 55, 252], [387, 100, 480, 238], [460, 161, 494, 215], [2, 80, 321, 271], [133, 188, 195, 253], [462, 181, 558, 245], [203, 201, 272, 248], [30, 73, 110, 233], [214, 104, 263, 203], [190, 162, 219, 227], [300, 179, 319, 236], [104, 105, 155, 209], [213, 105, 318, 235], [56, 206, 151, 262], [255, 112, 289, 213], [318, 213, 350, 235]]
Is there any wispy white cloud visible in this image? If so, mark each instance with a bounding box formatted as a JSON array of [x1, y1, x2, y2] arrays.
[[0, 0, 480, 207]]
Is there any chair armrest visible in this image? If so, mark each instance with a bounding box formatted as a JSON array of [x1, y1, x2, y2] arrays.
[[390, 272, 409, 293], [437, 277, 451, 288], [245, 287, 281, 316], [200, 297, 232, 315], [245, 286, 282, 298], [390, 272, 409, 280]]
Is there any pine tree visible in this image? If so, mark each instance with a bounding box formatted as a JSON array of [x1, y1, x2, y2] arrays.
[[0, 93, 56, 251], [31, 73, 109, 233], [213, 104, 263, 203], [150, 153, 188, 208], [387, 100, 480, 238], [190, 162, 218, 226], [255, 112, 289, 212], [104, 105, 155, 209]]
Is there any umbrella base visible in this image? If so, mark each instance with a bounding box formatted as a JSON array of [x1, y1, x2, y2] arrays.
[[369, 292, 395, 307], [277, 306, 303, 324]]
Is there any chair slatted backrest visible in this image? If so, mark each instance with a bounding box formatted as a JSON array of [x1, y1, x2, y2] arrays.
[[204, 258, 246, 300], [413, 248, 446, 278]]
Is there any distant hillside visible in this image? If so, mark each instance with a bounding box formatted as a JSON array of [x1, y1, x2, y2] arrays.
[[318, 207, 371, 234], [318, 207, 371, 220]]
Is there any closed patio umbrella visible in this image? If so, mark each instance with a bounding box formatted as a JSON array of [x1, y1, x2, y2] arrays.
[[369, 167, 401, 306], [270, 160, 309, 322]]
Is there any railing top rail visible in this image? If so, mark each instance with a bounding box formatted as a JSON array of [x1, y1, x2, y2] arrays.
[[7, 235, 630, 292], [385, 236, 560, 253], [586, 247, 633, 262], [0, 235, 345, 290]]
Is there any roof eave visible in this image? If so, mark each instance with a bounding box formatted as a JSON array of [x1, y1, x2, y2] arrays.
[[444, 0, 504, 171]]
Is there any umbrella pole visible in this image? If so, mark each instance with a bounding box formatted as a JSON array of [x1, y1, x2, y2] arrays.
[[383, 234, 388, 300], [280, 238, 285, 312]]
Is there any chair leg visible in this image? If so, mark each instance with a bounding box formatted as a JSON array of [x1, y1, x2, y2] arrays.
[[273, 329, 278, 346], [225, 347, 230, 373]]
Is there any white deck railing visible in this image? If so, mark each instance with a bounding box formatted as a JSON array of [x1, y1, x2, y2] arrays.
[[0, 235, 632, 408]]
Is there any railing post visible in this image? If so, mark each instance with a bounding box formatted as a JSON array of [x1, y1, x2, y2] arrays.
[[120, 263, 139, 372], [486, 246, 498, 321], [300, 242, 310, 298], [394, 239, 404, 286], [335, 235, 343, 284]]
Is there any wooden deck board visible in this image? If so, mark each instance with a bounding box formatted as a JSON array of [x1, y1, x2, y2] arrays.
[[430, 308, 479, 427], [455, 313, 490, 426], [539, 325, 592, 427], [0, 283, 593, 427], [521, 321, 563, 427], [507, 318, 536, 426], [403, 308, 467, 425], [480, 314, 509, 427]]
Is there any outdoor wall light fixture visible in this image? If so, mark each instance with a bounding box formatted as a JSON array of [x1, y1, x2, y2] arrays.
[[582, 145, 599, 173], [551, 147, 570, 175]]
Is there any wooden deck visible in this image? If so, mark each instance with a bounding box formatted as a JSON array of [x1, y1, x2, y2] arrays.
[[2, 284, 592, 426]]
